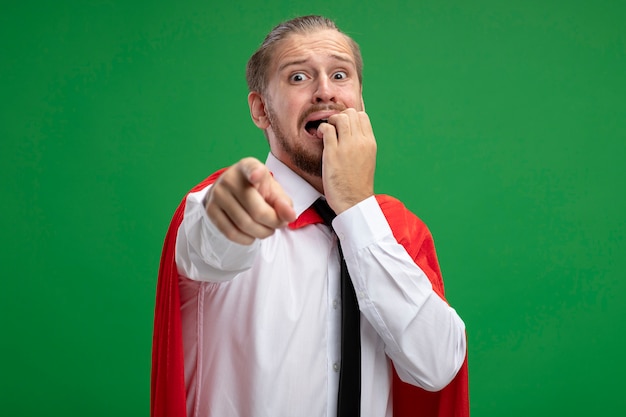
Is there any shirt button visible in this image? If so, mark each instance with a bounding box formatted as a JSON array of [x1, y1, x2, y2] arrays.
[[332, 299, 339, 309], [333, 362, 340, 372]]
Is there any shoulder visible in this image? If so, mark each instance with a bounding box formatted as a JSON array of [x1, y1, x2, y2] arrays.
[[375, 194, 445, 297], [375, 194, 431, 243], [167, 168, 229, 230], [189, 167, 228, 193]]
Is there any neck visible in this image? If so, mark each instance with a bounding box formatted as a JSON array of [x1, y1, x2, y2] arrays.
[[269, 150, 325, 195], [300, 171, 324, 195]]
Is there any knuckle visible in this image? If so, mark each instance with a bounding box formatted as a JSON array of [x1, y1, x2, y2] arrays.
[[258, 228, 276, 239], [330, 113, 347, 122], [229, 208, 252, 229], [222, 227, 240, 241], [214, 173, 235, 192], [254, 206, 278, 227]]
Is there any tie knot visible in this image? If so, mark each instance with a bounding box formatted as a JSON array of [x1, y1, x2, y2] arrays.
[[312, 198, 336, 228]]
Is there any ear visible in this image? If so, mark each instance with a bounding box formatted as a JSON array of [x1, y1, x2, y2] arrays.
[[360, 87, 366, 111], [248, 92, 270, 129]]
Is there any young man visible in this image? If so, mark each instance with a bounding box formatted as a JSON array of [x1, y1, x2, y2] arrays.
[[152, 15, 469, 417]]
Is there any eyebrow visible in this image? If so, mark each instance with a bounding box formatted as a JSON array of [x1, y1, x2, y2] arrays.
[[277, 54, 354, 73], [278, 59, 308, 73]]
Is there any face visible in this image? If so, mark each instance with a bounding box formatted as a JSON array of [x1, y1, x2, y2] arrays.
[[249, 29, 363, 178]]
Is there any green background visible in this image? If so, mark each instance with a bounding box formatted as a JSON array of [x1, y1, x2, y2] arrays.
[[2, 0, 624, 415]]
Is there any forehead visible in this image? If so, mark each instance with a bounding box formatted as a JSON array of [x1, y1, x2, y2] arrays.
[[270, 29, 356, 72]]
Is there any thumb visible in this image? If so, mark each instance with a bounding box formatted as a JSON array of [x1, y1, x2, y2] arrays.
[[239, 157, 269, 187], [238, 157, 296, 223]]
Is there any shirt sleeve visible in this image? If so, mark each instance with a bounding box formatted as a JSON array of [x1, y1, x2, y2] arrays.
[[175, 185, 260, 282], [332, 196, 467, 391]]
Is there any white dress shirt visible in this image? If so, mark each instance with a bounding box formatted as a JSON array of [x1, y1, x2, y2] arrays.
[[175, 153, 466, 417]]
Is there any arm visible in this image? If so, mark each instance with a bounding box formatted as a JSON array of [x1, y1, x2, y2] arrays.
[[175, 185, 261, 281], [175, 158, 296, 282], [319, 109, 465, 391], [333, 197, 467, 391]]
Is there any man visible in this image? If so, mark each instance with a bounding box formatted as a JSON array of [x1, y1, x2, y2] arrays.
[[152, 15, 469, 417]]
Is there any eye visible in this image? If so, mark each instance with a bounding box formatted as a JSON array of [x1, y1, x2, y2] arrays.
[[290, 72, 309, 82], [332, 71, 348, 80]]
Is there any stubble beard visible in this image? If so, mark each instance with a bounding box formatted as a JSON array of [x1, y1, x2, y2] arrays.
[[266, 103, 323, 178]]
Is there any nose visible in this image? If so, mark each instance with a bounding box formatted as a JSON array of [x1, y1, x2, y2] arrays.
[[313, 75, 337, 104]]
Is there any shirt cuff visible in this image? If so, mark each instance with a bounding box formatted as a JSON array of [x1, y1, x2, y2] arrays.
[[331, 196, 392, 258], [176, 185, 260, 281]]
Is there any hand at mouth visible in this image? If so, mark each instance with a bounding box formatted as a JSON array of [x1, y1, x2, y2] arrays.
[[304, 119, 328, 136]]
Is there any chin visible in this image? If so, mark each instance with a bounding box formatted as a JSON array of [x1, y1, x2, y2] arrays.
[[293, 158, 322, 178]]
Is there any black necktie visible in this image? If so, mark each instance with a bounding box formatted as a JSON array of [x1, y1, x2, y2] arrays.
[[312, 198, 361, 417]]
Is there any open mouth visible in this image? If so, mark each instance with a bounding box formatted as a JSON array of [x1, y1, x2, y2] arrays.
[[304, 119, 328, 136]]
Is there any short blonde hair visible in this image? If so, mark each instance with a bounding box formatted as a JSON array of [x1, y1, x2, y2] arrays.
[[246, 15, 363, 94]]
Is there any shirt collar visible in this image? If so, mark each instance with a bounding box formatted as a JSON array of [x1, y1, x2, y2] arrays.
[[265, 152, 322, 218], [264, 153, 324, 229]]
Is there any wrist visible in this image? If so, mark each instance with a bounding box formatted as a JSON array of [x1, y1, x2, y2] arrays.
[[331, 192, 374, 214]]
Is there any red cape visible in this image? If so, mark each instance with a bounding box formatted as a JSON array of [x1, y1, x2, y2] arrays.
[[151, 170, 469, 416]]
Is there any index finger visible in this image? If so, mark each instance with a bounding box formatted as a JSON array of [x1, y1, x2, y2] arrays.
[[237, 158, 296, 224]]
